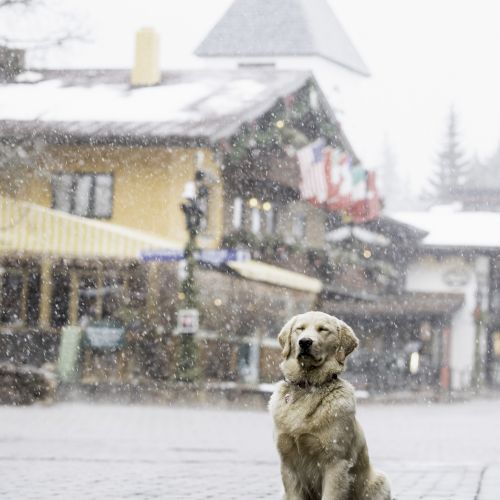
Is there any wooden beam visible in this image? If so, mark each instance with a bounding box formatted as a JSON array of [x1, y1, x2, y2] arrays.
[[39, 257, 53, 329]]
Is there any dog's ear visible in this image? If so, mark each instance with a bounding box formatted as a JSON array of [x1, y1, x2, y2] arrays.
[[335, 320, 359, 364], [278, 316, 296, 359]]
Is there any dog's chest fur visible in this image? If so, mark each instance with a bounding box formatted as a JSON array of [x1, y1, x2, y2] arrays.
[[269, 379, 356, 453]]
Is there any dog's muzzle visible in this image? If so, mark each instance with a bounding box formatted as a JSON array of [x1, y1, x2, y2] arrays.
[[298, 337, 313, 356]]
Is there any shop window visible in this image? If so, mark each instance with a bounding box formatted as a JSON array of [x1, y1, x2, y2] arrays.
[[0, 265, 41, 327], [1, 271, 23, 324], [237, 341, 260, 383], [52, 173, 113, 219], [237, 343, 252, 379], [50, 267, 139, 327], [292, 212, 307, 240], [494, 332, 500, 358], [78, 275, 98, 321], [102, 275, 124, 320], [250, 206, 261, 235], [263, 203, 277, 235], [128, 267, 147, 309], [26, 268, 41, 327], [51, 268, 70, 327], [232, 197, 243, 229]]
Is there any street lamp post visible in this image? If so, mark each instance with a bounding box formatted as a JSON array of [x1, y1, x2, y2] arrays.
[[177, 170, 207, 382], [472, 258, 489, 392]]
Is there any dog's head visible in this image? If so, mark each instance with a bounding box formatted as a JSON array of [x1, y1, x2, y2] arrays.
[[278, 311, 359, 385]]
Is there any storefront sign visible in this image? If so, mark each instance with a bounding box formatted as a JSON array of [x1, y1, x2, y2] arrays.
[[442, 267, 470, 287], [141, 249, 250, 264], [85, 320, 125, 350]]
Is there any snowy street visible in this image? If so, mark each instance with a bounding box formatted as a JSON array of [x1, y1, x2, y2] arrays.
[[0, 398, 499, 499]]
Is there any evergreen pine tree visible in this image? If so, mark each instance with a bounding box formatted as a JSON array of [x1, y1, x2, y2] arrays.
[[427, 107, 469, 204]]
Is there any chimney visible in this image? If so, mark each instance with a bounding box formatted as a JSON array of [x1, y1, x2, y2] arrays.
[[131, 27, 160, 86]]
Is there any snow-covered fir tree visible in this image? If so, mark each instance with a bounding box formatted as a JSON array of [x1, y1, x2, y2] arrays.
[[426, 107, 469, 204]]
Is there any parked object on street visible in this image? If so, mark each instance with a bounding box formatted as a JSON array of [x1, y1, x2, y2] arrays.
[[0, 362, 57, 405], [269, 311, 390, 499]]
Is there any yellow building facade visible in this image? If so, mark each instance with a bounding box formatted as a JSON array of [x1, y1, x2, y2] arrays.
[[12, 145, 224, 249]]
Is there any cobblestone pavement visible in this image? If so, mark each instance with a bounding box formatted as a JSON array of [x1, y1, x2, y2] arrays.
[[0, 398, 499, 499]]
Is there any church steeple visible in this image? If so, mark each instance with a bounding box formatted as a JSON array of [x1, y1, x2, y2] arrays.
[[195, 0, 369, 77]]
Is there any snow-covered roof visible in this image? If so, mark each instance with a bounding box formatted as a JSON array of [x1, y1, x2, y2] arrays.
[[391, 207, 500, 249], [0, 68, 312, 143], [326, 226, 390, 246], [195, 0, 370, 77]]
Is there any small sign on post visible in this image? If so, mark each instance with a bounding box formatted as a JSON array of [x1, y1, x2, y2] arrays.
[[176, 309, 199, 335]]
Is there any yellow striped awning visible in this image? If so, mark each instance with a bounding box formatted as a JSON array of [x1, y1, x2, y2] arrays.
[[0, 196, 181, 259], [228, 260, 322, 294]]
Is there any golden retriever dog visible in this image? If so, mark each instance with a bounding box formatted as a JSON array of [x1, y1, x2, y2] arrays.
[[269, 311, 390, 500]]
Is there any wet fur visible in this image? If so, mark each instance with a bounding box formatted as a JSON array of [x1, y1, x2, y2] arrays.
[[269, 311, 391, 500]]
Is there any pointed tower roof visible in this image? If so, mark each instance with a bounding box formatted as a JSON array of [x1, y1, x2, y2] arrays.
[[195, 0, 370, 76]]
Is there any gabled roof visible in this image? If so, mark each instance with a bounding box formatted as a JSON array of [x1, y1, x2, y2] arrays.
[[0, 68, 315, 144], [195, 0, 370, 77]]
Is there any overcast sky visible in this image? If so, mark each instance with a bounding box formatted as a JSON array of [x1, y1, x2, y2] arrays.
[[10, 0, 500, 196]]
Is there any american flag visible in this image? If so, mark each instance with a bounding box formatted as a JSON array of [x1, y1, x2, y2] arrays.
[[297, 139, 328, 204]]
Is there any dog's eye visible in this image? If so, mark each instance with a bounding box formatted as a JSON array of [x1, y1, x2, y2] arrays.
[[295, 326, 305, 332], [318, 327, 330, 333]]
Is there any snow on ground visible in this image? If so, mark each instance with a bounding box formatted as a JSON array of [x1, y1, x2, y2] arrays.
[[0, 399, 499, 498]]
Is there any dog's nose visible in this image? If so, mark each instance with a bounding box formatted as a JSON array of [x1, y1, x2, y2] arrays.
[[299, 338, 313, 350]]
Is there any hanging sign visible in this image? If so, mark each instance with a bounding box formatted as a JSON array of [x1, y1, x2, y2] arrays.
[[176, 309, 199, 335], [84, 319, 125, 350]]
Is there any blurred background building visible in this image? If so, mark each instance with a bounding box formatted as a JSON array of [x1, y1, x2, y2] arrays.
[[0, 0, 498, 400]]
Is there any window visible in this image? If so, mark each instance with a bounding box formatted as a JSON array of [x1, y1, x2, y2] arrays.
[[26, 268, 41, 327], [93, 175, 113, 217], [51, 267, 70, 327], [78, 275, 98, 321], [50, 267, 139, 327], [1, 271, 23, 324], [292, 212, 307, 240], [52, 173, 113, 218], [251, 206, 261, 235], [102, 274, 124, 320], [0, 265, 41, 326], [232, 197, 243, 229], [263, 204, 277, 235]]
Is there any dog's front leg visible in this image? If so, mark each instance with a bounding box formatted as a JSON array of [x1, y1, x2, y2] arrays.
[[277, 434, 307, 500], [280, 461, 307, 500], [321, 460, 351, 500]]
